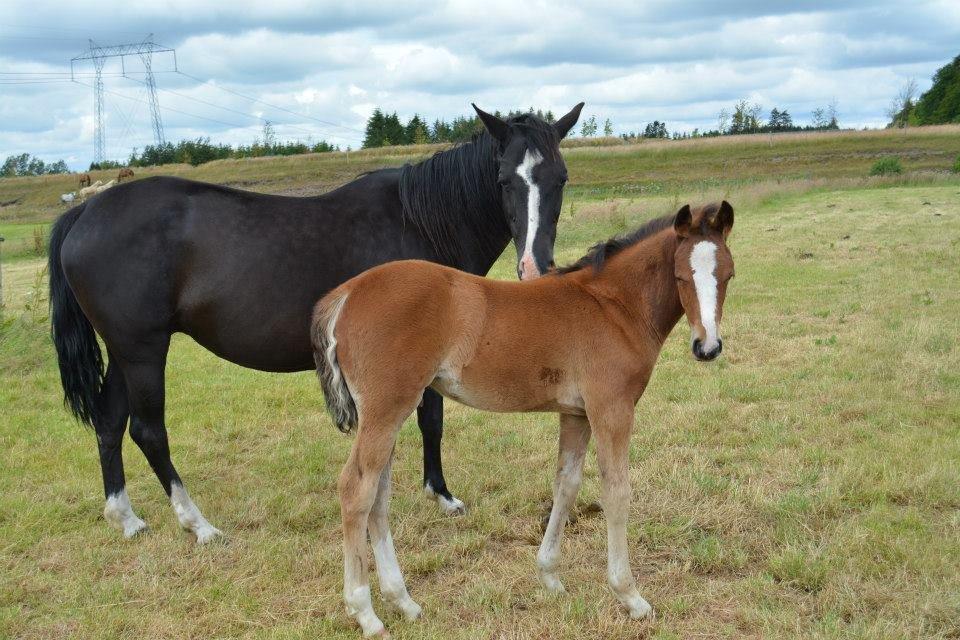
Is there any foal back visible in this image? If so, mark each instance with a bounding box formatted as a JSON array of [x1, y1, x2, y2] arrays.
[[313, 259, 617, 430]]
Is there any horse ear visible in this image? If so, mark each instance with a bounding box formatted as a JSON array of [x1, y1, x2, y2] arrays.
[[712, 200, 734, 236], [472, 104, 510, 143], [674, 204, 693, 238], [554, 102, 585, 139]]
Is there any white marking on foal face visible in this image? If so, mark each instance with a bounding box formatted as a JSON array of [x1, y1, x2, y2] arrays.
[[516, 148, 544, 279], [690, 240, 720, 350]]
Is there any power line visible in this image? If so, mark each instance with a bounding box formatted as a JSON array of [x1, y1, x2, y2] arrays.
[[122, 75, 352, 142], [176, 70, 365, 135], [74, 79, 254, 130]]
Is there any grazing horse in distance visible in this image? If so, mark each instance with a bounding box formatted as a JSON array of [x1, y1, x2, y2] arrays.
[[117, 168, 134, 182], [48, 102, 585, 543], [78, 173, 91, 188], [77, 180, 102, 201], [92, 179, 116, 194], [312, 202, 735, 636]]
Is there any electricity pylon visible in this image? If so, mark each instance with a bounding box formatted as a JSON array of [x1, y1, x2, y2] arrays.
[[71, 34, 176, 164]]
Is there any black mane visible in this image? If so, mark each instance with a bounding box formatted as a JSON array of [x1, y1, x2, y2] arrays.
[[556, 213, 677, 275], [397, 114, 560, 264]]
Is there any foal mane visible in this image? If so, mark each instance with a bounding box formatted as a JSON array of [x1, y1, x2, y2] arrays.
[[398, 114, 560, 264], [556, 213, 677, 275]]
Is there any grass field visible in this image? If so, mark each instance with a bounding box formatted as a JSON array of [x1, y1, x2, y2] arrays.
[[1, 129, 959, 639]]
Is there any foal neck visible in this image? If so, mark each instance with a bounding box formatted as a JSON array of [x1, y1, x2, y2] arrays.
[[581, 228, 684, 345]]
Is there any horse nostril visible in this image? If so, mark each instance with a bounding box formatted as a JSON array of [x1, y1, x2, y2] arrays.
[[692, 338, 703, 358], [716, 339, 723, 355]]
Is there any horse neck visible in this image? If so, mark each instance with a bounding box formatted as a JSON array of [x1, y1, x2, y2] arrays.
[[399, 135, 511, 275], [585, 229, 685, 346]]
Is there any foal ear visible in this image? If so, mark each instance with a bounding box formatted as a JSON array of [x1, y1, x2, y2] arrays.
[[554, 102, 585, 139], [674, 204, 693, 238], [711, 200, 734, 236], [473, 104, 510, 144]]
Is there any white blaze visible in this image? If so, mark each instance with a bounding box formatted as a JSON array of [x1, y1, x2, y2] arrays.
[[516, 149, 544, 268], [690, 241, 720, 350]]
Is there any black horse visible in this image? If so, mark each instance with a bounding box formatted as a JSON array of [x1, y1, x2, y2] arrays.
[[48, 103, 583, 542]]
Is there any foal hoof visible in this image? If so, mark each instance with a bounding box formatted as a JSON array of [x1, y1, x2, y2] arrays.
[[540, 573, 566, 595], [397, 597, 423, 621], [627, 597, 653, 620]]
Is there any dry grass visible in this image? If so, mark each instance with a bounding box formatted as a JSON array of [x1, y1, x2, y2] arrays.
[[1, 179, 959, 639]]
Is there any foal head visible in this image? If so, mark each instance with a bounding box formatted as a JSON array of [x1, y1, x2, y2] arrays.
[[473, 103, 584, 280], [673, 202, 735, 361]]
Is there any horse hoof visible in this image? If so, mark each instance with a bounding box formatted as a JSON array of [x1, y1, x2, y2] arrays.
[[122, 519, 149, 539], [438, 495, 466, 516], [194, 525, 225, 545]]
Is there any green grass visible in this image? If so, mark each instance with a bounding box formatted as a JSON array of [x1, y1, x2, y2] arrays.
[[1, 140, 959, 638], [2, 125, 960, 223], [870, 157, 904, 176]]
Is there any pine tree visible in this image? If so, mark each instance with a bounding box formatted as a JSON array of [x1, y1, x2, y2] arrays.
[[382, 112, 405, 147], [363, 108, 386, 148]]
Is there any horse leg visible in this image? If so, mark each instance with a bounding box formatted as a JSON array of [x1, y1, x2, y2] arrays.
[[591, 403, 652, 620], [368, 449, 422, 621], [340, 407, 412, 637], [537, 413, 591, 593], [417, 389, 465, 515], [116, 339, 222, 544], [96, 358, 147, 538]]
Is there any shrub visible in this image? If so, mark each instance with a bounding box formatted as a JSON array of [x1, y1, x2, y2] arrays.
[[870, 156, 903, 176]]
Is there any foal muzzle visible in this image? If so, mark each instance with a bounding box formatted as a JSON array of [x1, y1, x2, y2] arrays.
[[692, 338, 723, 361]]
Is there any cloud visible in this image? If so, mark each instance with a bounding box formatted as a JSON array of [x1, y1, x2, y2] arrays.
[[1, 0, 956, 168]]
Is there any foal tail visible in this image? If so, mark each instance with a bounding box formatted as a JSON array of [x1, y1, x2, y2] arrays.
[[312, 291, 358, 433], [48, 203, 103, 427]]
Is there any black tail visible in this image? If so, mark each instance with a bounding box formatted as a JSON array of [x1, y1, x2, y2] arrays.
[[48, 204, 103, 427]]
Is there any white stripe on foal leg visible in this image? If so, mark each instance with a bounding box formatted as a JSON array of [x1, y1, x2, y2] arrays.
[[370, 459, 421, 621], [170, 482, 222, 544], [538, 415, 590, 593], [344, 583, 384, 638], [690, 241, 720, 351], [104, 489, 148, 538]]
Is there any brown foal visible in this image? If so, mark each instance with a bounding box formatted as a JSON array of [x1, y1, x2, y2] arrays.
[[312, 202, 735, 636]]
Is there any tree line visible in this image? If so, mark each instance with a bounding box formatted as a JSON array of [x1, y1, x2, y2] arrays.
[[122, 123, 338, 168], [619, 99, 840, 141], [887, 54, 960, 127], [362, 107, 565, 148], [1, 153, 70, 177]]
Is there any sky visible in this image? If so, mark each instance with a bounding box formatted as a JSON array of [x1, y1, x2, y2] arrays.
[[2, 1, 958, 170]]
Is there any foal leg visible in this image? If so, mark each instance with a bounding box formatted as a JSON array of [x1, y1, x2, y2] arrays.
[[417, 389, 465, 515], [592, 404, 652, 619], [369, 450, 421, 620], [537, 414, 591, 593], [96, 359, 147, 538], [117, 341, 222, 544], [339, 412, 408, 637]]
